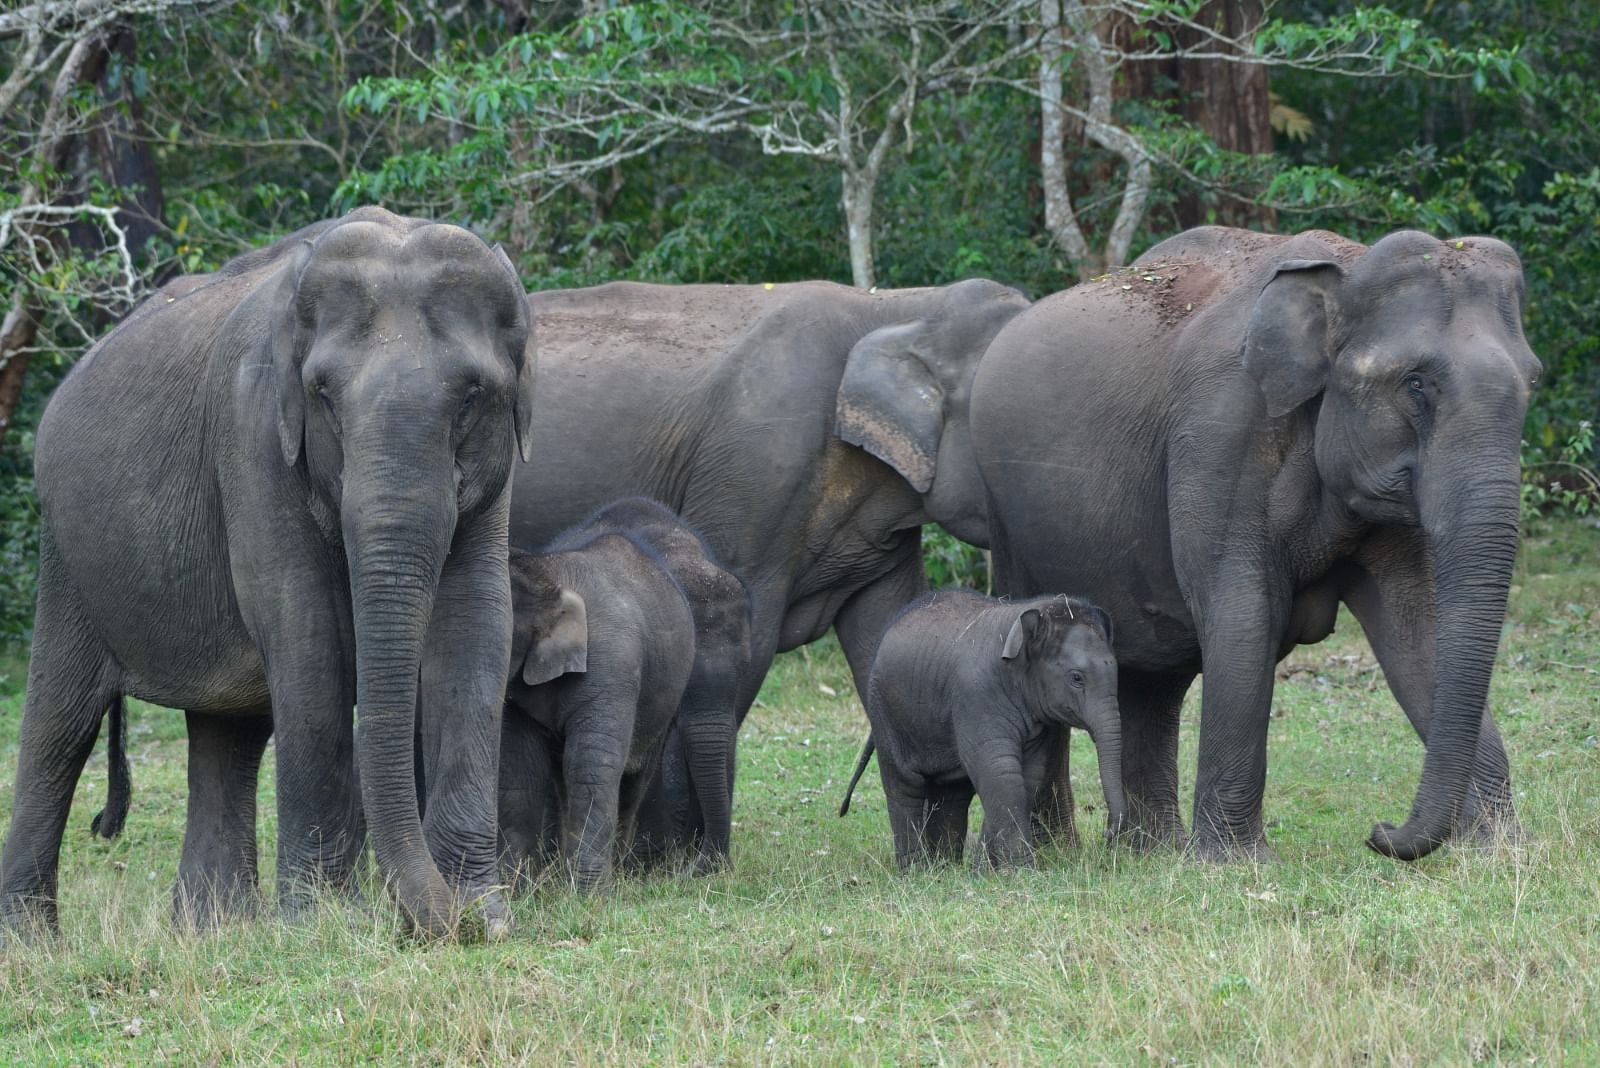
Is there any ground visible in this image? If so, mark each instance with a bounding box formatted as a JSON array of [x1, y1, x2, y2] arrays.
[[1, 518, 1596, 1064]]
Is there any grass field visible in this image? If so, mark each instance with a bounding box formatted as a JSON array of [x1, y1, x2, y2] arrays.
[[1, 517, 1597, 1065]]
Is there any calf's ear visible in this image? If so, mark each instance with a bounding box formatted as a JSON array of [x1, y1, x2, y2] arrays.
[[1001, 608, 1042, 662], [835, 321, 943, 493], [522, 588, 588, 685], [1086, 604, 1114, 649]]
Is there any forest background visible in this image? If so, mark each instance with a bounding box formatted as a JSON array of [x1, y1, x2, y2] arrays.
[[2, 0, 1598, 642]]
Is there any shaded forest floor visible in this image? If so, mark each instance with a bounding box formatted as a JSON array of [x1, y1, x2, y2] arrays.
[[1, 517, 1597, 1064]]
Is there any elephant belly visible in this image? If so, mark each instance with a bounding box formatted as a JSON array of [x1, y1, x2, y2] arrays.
[[1001, 523, 1200, 673]]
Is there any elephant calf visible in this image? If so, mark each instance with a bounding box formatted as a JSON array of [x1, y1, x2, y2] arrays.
[[840, 592, 1127, 870], [499, 499, 751, 890]]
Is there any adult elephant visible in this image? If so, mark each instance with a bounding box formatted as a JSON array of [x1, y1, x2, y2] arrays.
[[971, 227, 1539, 862], [0, 207, 533, 938], [506, 279, 1030, 849]]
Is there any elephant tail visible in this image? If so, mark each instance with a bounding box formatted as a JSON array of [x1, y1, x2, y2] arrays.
[[91, 696, 131, 840], [838, 736, 876, 817]]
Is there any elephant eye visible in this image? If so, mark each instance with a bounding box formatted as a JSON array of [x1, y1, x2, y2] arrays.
[[1405, 374, 1426, 395], [455, 384, 485, 431], [1069, 670, 1086, 687], [315, 383, 341, 437]]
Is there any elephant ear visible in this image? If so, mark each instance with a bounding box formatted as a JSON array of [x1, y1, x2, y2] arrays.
[[1001, 608, 1043, 662], [834, 321, 943, 493], [492, 244, 537, 463], [269, 241, 317, 467], [1084, 603, 1114, 649], [1240, 259, 1343, 418], [521, 588, 588, 685]]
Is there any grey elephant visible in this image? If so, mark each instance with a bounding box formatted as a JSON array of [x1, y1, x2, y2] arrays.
[[499, 499, 750, 890], [1, 207, 534, 938], [506, 279, 1030, 855], [970, 227, 1540, 862], [838, 591, 1125, 870], [538, 498, 753, 875]]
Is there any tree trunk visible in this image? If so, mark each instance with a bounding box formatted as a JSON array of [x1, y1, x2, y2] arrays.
[[0, 301, 40, 436], [1038, 0, 1098, 281], [1118, 0, 1276, 229], [0, 25, 165, 438], [0, 33, 105, 438], [842, 168, 877, 290]]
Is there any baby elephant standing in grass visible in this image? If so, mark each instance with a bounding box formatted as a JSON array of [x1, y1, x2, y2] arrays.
[[840, 592, 1126, 870], [499, 499, 751, 891]]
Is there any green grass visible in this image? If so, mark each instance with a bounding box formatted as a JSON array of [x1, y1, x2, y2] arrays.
[[2, 517, 1598, 1064]]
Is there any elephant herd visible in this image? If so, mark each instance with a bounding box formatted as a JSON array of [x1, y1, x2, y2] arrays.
[[0, 205, 1539, 942]]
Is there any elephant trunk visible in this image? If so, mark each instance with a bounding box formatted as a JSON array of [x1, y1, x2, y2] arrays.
[[1082, 699, 1128, 840], [343, 461, 458, 936], [1368, 441, 1521, 861]]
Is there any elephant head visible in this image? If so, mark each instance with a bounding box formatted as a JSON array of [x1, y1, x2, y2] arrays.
[[264, 207, 535, 931], [834, 279, 1030, 545], [1001, 599, 1127, 837], [509, 554, 590, 687], [1241, 231, 1541, 860]]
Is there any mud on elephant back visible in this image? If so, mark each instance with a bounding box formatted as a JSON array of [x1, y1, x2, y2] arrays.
[[0, 206, 535, 941], [972, 226, 1539, 862]]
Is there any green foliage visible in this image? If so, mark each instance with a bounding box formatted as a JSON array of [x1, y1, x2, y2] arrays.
[[1523, 420, 1598, 522], [920, 526, 990, 592]]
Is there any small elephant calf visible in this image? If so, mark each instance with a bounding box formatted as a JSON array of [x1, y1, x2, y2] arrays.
[[840, 591, 1127, 870], [499, 499, 750, 891]]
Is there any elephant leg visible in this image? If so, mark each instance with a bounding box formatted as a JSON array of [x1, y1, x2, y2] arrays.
[[1188, 579, 1286, 863], [679, 703, 737, 875], [417, 529, 514, 934], [615, 754, 662, 874], [1337, 532, 1521, 844], [833, 544, 926, 707], [973, 752, 1035, 871], [1117, 669, 1195, 850], [632, 589, 785, 867], [265, 664, 364, 918], [878, 758, 931, 870], [174, 710, 272, 928], [627, 727, 692, 871], [925, 788, 973, 865], [1029, 729, 1079, 848], [560, 701, 633, 893], [0, 553, 118, 936], [498, 713, 556, 892]]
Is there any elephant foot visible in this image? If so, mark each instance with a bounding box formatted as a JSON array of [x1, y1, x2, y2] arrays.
[[0, 895, 58, 944], [1186, 832, 1278, 865], [1108, 803, 1186, 853], [1031, 812, 1080, 850], [691, 849, 729, 877], [1113, 819, 1187, 855], [1455, 792, 1526, 852], [459, 885, 513, 943], [174, 881, 260, 932]]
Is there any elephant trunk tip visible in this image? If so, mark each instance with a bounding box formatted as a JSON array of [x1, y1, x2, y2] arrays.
[[1366, 819, 1446, 862]]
